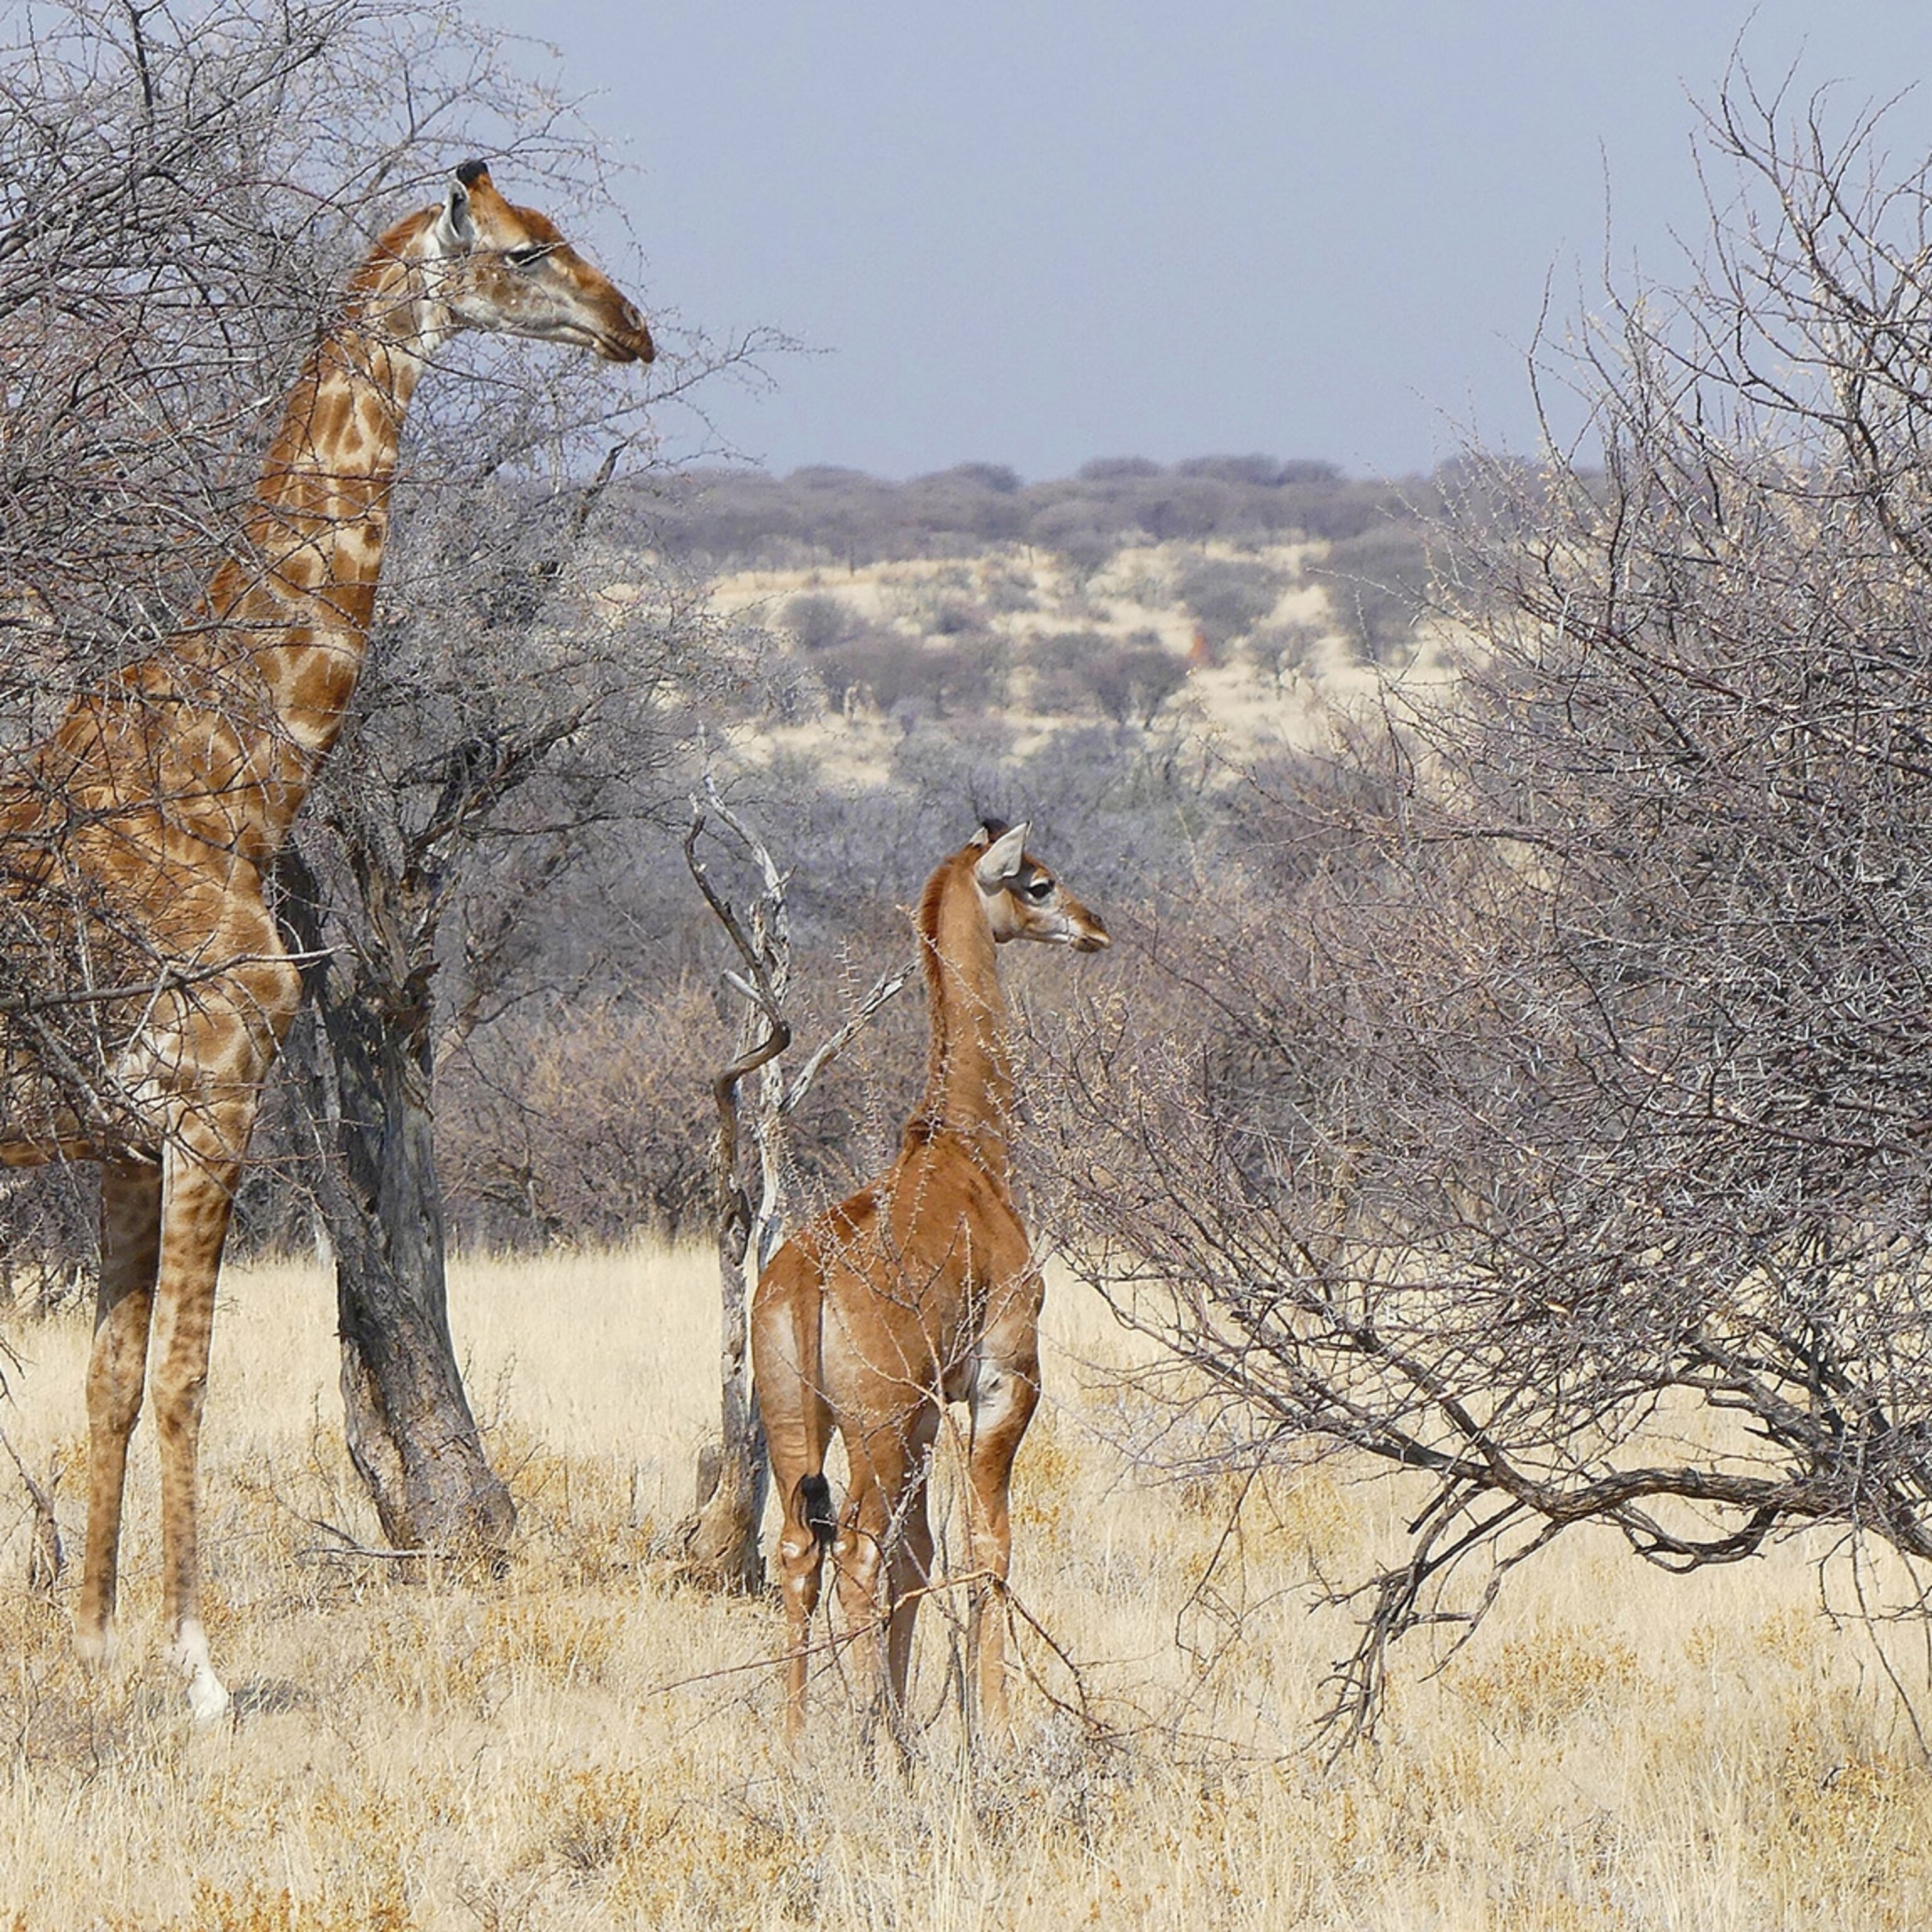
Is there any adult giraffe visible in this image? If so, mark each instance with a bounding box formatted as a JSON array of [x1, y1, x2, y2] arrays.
[[0, 162, 651, 1719], [753, 822, 1109, 1746]]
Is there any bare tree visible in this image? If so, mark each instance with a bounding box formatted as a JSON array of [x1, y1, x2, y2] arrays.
[[1043, 72, 1932, 1741], [1, 0, 769, 1559], [270, 441, 731, 1552], [1, 0, 621, 1155], [678, 775, 911, 1591]]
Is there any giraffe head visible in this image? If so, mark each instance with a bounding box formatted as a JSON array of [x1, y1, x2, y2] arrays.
[[385, 161, 653, 364], [969, 821, 1111, 952]]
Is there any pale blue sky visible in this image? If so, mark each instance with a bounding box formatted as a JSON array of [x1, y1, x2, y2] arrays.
[[474, 0, 1932, 480]]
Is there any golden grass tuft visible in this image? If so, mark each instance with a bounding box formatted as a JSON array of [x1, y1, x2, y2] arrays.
[[0, 1244, 1929, 1926]]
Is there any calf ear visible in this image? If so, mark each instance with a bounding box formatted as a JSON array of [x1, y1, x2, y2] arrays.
[[433, 176, 478, 255], [974, 821, 1029, 888]]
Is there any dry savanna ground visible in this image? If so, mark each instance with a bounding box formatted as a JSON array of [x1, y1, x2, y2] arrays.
[[0, 1246, 1928, 1928]]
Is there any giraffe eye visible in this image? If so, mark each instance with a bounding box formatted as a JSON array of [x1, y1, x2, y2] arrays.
[[504, 245, 552, 271], [1025, 876, 1054, 901]]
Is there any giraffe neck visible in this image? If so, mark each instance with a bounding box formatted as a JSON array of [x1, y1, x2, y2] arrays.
[[169, 211, 448, 860], [906, 856, 1014, 1173]]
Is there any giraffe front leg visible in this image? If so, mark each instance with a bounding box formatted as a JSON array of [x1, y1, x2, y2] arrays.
[[77, 1160, 163, 1674], [965, 1345, 1040, 1738], [880, 1406, 938, 1740], [149, 1136, 244, 1722]]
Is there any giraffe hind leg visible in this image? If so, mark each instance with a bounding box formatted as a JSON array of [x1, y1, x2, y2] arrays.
[[836, 1410, 937, 1750], [77, 1158, 163, 1673], [755, 1280, 837, 1743], [775, 1469, 835, 1743]]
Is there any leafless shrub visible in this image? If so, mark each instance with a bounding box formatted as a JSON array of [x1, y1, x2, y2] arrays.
[[0, 0, 478, 1157], [440, 985, 721, 1248], [1041, 71, 1932, 1742], [1245, 618, 1325, 690], [1313, 519, 1435, 663], [783, 594, 857, 653], [929, 596, 994, 639], [1024, 631, 1186, 724], [981, 568, 1039, 615], [1026, 501, 1119, 582], [1089, 637, 1188, 727], [1175, 557, 1288, 647], [816, 631, 1006, 721]]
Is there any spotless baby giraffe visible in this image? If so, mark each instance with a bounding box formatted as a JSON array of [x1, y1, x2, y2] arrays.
[[753, 822, 1109, 1744], [0, 164, 651, 1719]]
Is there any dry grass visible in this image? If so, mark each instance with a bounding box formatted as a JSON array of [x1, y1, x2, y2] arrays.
[[0, 1245, 1928, 1928]]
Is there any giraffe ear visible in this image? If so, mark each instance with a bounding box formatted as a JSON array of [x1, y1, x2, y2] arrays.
[[974, 821, 1029, 888], [434, 177, 478, 255]]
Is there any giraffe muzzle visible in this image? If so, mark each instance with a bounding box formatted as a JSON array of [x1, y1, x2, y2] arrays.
[[595, 301, 655, 364]]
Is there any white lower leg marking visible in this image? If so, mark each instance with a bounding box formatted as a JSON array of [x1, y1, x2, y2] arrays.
[[172, 1618, 230, 1722], [972, 1363, 1024, 1434], [75, 1618, 118, 1674]]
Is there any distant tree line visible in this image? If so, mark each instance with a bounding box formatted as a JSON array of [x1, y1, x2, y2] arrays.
[[1, 428, 1442, 1284], [625, 452, 1438, 623], [619, 455, 1457, 728]]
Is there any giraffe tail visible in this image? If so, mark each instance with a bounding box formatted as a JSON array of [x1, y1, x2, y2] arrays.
[[760, 1233, 837, 1557], [790, 1249, 836, 1555], [797, 1473, 836, 1553]]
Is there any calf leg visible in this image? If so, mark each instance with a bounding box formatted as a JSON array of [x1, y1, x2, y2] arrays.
[[882, 1423, 938, 1736], [772, 1460, 835, 1743], [831, 1448, 891, 1733], [964, 1342, 1040, 1735], [752, 1266, 836, 1742]]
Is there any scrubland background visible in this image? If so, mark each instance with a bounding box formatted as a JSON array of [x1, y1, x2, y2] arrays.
[[3, 453, 1434, 1275], [5, 450, 1932, 1929], [0, 1243, 1927, 1930], [11, 13, 1932, 1926]]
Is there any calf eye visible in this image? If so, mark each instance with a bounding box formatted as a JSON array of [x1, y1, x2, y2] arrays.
[[1025, 877, 1054, 901]]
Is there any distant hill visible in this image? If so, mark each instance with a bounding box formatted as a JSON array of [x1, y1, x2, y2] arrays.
[[613, 454, 1446, 674], [620, 453, 1428, 572]]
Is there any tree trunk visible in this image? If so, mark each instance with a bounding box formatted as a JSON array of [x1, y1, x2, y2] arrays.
[[682, 1200, 770, 1592], [277, 847, 514, 1557], [680, 997, 784, 1592]]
